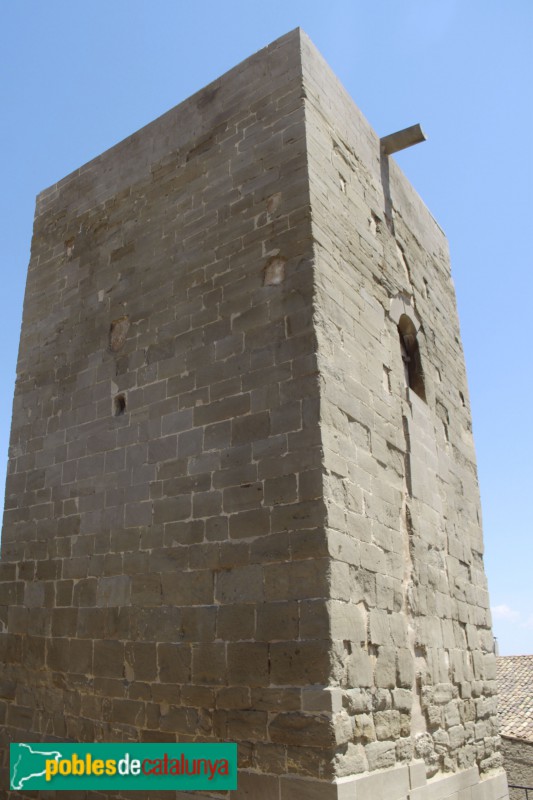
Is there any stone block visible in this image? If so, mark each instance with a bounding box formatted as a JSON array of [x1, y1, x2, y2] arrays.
[[375, 646, 397, 688], [345, 647, 373, 689], [191, 643, 227, 685], [227, 643, 269, 686], [470, 773, 509, 800], [410, 767, 479, 800], [93, 640, 124, 679], [217, 603, 255, 641], [337, 763, 411, 800], [269, 711, 334, 747], [228, 508, 270, 539], [365, 740, 396, 771], [216, 565, 264, 603], [280, 776, 337, 800], [161, 570, 213, 606], [300, 599, 329, 639], [153, 495, 191, 523], [409, 759, 427, 789], [264, 558, 328, 601], [236, 771, 281, 799], [256, 601, 299, 641], [124, 641, 157, 682], [270, 640, 330, 685], [131, 573, 162, 606]]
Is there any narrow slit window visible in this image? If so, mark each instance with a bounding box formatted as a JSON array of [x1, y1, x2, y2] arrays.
[[398, 314, 426, 401], [114, 394, 126, 416]]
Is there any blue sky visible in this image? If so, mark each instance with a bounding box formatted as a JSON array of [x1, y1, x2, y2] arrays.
[[1, 1, 531, 655]]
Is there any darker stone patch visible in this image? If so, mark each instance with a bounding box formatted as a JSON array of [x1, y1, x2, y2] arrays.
[[196, 85, 219, 110], [110, 242, 135, 262], [186, 134, 215, 162]]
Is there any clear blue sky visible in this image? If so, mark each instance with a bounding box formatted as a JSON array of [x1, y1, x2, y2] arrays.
[[1, 1, 531, 655]]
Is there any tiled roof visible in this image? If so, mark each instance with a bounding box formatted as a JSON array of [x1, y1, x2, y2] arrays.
[[496, 655, 533, 743]]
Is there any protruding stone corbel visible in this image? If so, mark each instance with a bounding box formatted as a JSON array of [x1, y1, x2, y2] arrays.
[[380, 124, 426, 156]]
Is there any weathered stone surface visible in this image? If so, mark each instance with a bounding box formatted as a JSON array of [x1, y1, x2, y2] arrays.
[[0, 27, 506, 800], [501, 737, 533, 797]]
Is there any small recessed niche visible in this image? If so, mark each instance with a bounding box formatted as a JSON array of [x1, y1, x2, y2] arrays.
[[114, 394, 126, 416], [369, 212, 382, 236], [383, 365, 391, 394], [109, 316, 130, 352], [266, 192, 282, 216], [64, 237, 75, 259]]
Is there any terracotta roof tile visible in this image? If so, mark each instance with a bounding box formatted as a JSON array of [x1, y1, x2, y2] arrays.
[[496, 655, 533, 743]]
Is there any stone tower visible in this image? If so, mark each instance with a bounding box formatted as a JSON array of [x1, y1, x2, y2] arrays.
[[0, 29, 508, 800]]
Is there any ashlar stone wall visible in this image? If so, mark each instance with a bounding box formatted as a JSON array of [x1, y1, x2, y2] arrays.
[[0, 30, 330, 799], [0, 27, 508, 800], [300, 29, 507, 800]]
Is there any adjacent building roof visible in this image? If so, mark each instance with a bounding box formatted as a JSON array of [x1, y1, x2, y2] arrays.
[[496, 655, 533, 742]]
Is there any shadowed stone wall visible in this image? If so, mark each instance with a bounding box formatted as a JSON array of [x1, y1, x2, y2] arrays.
[[502, 738, 533, 799], [0, 28, 508, 800]]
